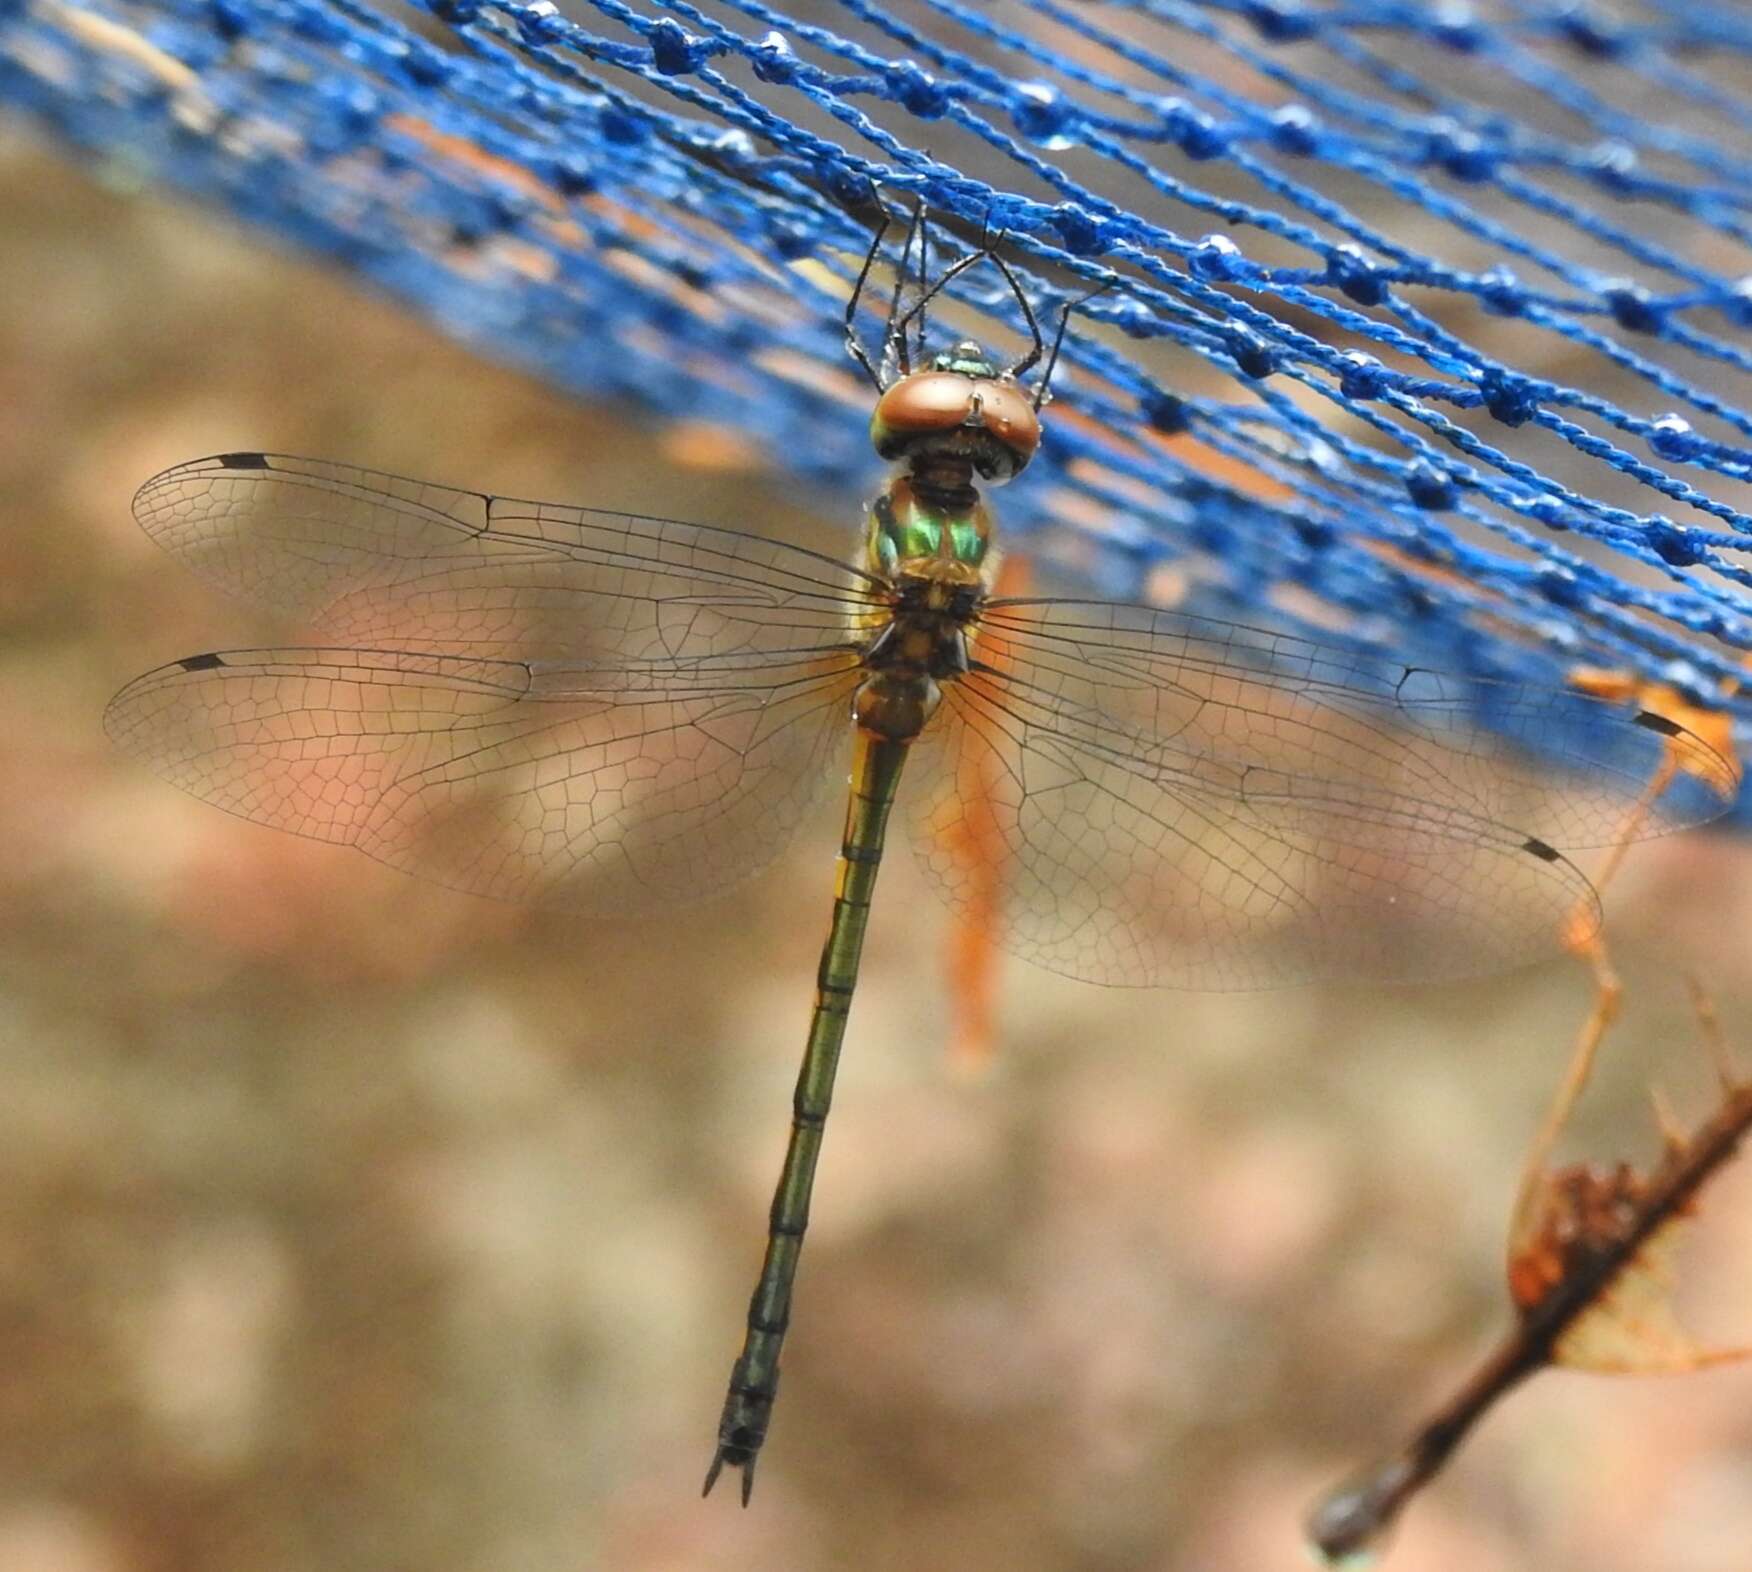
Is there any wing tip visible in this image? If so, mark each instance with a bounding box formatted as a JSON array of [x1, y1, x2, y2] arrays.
[[1625, 707, 1743, 815], [105, 651, 247, 751], [132, 451, 276, 521]]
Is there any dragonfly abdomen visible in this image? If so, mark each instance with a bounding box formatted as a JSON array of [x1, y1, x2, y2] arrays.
[[705, 730, 911, 1505], [853, 668, 941, 741]]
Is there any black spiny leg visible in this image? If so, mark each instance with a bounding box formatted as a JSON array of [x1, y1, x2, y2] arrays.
[[888, 244, 990, 351], [845, 208, 894, 392], [910, 198, 932, 370], [1031, 279, 1115, 408], [988, 250, 1045, 380], [881, 197, 929, 380]]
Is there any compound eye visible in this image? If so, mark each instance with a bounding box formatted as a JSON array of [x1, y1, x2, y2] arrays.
[[970, 380, 1042, 477], [871, 371, 979, 459], [870, 371, 1042, 477]]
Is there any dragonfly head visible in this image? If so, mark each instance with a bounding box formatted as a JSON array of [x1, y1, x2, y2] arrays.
[[870, 341, 1041, 484]]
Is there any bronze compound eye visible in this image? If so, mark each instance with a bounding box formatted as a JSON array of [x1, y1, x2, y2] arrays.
[[871, 371, 1042, 479], [968, 378, 1042, 476]]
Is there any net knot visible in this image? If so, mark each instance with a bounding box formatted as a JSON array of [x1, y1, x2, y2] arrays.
[[1431, 5, 1485, 51], [1337, 351, 1389, 401], [1226, 326, 1276, 380], [1243, 1, 1316, 43], [1326, 244, 1387, 306], [1141, 390, 1189, 435], [1161, 99, 1228, 161], [1586, 139, 1640, 193], [552, 154, 596, 196], [649, 19, 711, 77], [1425, 120, 1500, 183], [1603, 282, 1667, 335], [1478, 266, 1527, 317], [752, 31, 799, 85], [1649, 415, 1702, 463], [1051, 203, 1112, 257], [511, 1, 568, 45], [1012, 83, 1081, 149], [1556, 2, 1632, 60], [1406, 462, 1458, 511], [210, 0, 253, 41], [884, 60, 950, 119], [1538, 565, 1587, 609], [1478, 367, 1540, 427], [1268, 104, 1319, 156], [1190, 235, 1249, 283], [1647, 518, 1706, 568]]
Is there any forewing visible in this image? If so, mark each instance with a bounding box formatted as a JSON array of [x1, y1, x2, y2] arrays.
[[105, 645, 860, 910], [131, 453, 880, 662], [906, 599, 1736, 989]]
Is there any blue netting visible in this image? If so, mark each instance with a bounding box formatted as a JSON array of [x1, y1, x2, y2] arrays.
[[5, 0, 1751, 814]]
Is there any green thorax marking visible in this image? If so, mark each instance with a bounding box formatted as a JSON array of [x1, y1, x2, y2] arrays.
[[866, 481, 992, 578]]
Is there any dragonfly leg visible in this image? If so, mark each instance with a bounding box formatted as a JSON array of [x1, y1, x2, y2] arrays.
[[703, 733, 910, 1504], [845, 209, 894, 392], [885, 197, 928, 379], [887, 245, 989, 355], [987, 249, 1045, 381], [1031, 278, 1114, 409]]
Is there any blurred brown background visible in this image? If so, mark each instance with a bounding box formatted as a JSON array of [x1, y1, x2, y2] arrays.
[[4, 129, 1752, 1572]]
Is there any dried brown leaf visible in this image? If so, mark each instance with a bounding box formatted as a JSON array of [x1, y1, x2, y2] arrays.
[[1510, 1081, 1752, 1375]]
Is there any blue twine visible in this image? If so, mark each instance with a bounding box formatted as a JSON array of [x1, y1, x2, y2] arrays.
[[3, 0, 1749, 818]]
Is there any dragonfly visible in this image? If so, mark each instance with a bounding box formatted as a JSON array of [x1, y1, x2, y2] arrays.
[[105, 212, 1739, 1504]]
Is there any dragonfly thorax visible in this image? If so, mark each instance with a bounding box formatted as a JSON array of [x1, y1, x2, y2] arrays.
[[866, 478, 994, 580], [852, 571, 980, 741]]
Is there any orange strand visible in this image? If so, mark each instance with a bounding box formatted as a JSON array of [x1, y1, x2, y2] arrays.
[[943, 552, 1032, 1074]]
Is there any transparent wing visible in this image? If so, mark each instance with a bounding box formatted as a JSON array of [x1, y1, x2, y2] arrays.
[[130, 453, 884, 660], [906, 599, 1740, 989], [975, 600, 1739, 841], [115, 454, 879, 907], [106, 645, 861, 910]]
